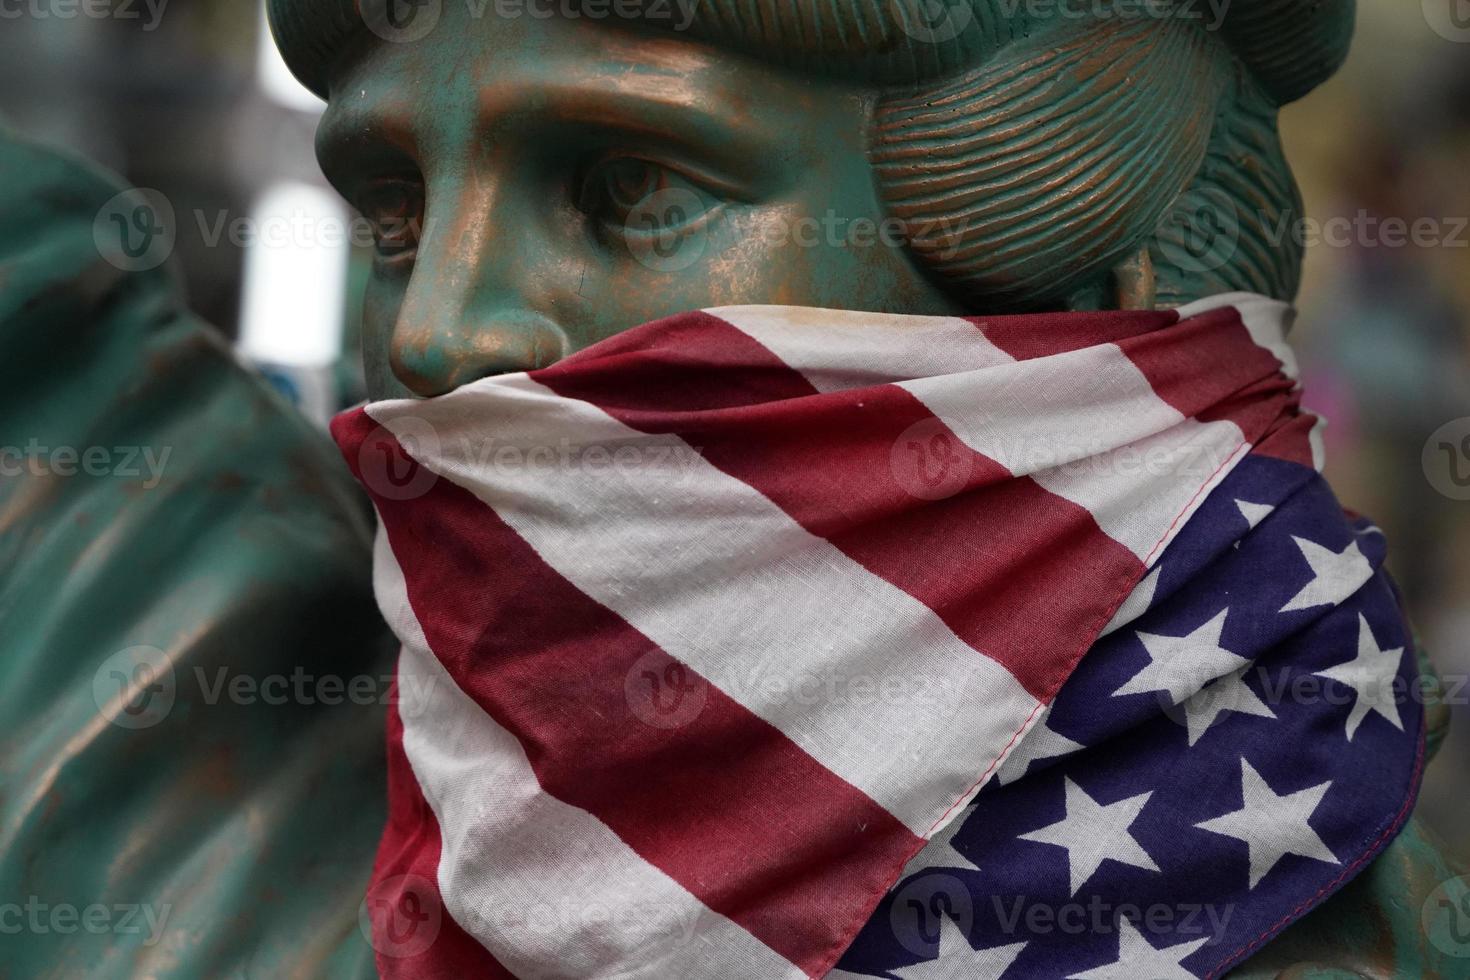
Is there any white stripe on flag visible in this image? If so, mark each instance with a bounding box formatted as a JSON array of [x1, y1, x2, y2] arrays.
[[708, 305, 1010, 393], [898, 343, 1184, 477], [367, 380, 1040, 835], [896, 341, 1249, 559], [377, 534, 804, 980], [1174, 292, 1324, 472], [722, 303, 1268, 561], [1175, 292, 1298, 380], [1031, 422, 1249, 562]]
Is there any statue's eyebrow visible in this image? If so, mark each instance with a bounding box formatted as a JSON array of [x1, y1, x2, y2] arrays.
[[316, 95, 420, 185], [479, 70, 780, 165], [316, 46, 784, 187]]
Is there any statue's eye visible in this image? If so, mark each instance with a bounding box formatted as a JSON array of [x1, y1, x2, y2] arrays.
[[577, 157, 716, 238], [357, 178, 425, 261]]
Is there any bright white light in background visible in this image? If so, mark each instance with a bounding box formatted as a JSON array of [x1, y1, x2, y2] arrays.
[[237, 181, 350, 369], [245, 1, 345, 425], [256, 4, 324, 114]]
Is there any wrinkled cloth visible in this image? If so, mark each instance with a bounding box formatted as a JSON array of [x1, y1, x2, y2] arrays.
[[334, 296, 1422, 979]]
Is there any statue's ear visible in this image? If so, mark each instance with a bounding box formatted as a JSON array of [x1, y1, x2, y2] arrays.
[[1109, 245, 1157, 312], [1058, 245, 1156, 314]]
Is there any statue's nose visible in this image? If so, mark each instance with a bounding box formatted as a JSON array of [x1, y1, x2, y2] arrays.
[[387, 178, 569, 397], [389, 308, 567, 398]]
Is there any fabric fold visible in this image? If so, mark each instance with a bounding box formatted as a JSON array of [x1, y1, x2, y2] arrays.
[[333, 295, 1420, 979]]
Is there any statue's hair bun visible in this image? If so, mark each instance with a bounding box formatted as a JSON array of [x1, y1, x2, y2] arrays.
[[1222, 0, 1356, 105], [266, 0, 1345, 308], [268, 0, 1353, 108]]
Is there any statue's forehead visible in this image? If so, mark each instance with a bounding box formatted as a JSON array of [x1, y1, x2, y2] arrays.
[[315, 12, 871, 175], [273, 0, 1355, 112], [328, 10, 798, 108]]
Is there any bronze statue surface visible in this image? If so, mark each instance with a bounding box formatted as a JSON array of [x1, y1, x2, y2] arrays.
[[1, 0, 1465, 976]]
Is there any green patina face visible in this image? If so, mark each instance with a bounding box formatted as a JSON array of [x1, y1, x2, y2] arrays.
[[5, 4, 1465, 977], [316, 10, 970, 399], [278, 0, 1354, 395]]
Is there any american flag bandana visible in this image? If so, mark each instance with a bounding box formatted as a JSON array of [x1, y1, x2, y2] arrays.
[[332, 293, 1423, 980]]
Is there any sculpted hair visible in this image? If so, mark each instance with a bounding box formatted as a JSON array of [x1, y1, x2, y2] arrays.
[[268, 0, 1353, 309]]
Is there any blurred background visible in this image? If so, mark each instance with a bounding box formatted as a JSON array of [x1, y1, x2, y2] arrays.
[[0, 1, 1466, 848]]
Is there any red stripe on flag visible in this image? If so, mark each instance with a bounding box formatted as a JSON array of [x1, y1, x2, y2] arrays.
[[370, 694, 516, 980], [1102, 305, 1313, 465], [971, 308, 1180, 361], [334, 409, 921, 978], [1248, 412, 1319, 468], [979, 301, 1312, 471], [1111, 306, 1289, 422], [530, 312, 1144, 703]]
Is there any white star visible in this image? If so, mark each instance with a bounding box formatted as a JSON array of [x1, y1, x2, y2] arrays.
[[893, 914, 1026, 980], [1172, 664, 1276, 746], [1235, 499, 1275, 529], [1194, 758, 1337, 888], [1114, 608, 1247, 705], [995, 712, 1087, 786], [1101, 567, 1161, 637], [1279, 537, 1373, 612], [899, 807, 980, 880], [1067, 917, 1211, 979], [1017, 778, 1159, 895], [1313, 613, 1406, 740]]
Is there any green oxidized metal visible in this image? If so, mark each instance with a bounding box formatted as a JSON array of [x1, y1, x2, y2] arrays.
[[2, 0, 1467, 973]]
